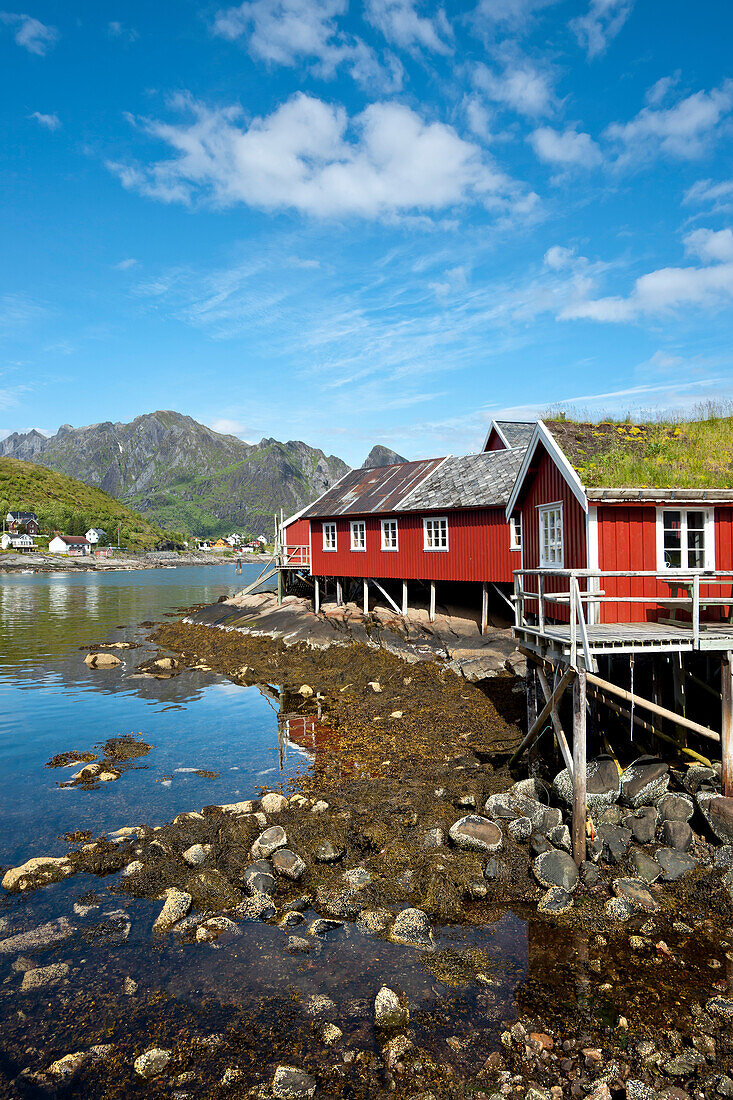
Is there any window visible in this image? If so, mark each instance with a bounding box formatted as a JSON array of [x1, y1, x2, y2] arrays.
[[350, 520, 366, 551], [539, 503, 563, 567], [423, 516, 448, 551], [381, 519, 398, 551], [658, 509, 713, 570], [322, 522, 337, 552], [510, 515, 522, 551]]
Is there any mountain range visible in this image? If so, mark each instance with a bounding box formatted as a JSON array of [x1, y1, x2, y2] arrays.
[[0, 412, 407, 538]]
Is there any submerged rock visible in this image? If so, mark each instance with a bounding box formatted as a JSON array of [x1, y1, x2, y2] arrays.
[[448, 815, 502, 853], [21, 962, 69, 991], [134, 1048, 171, 1079], [314, 840, 345, 863], [356, 908, 392, 934], [612, 877, 658, 913], [619, 757, 669, 808], [422, 827, 445, 848], [272, 1065, 317, 1099], [537, 886, 573, 915], [0, 917, 74, 954], [532, 849, 579, 892], [153, 889, 191, 933], [2, 855, 72, 892], [374, 985, 409, 1029], [390, 907, 434, 951]]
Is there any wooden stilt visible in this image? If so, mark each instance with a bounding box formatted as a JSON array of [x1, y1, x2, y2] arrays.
[[277, 568, 283, 605], [363, 579, 369, 616], [314, 578, 320, 614], [526, 664, 538, 774], [572, 669, 587, 865], [536, 666, 574, 775], [402, 581, 408, 616], [429, 581, 436, 623], [336, 579, 343, 607], [481, 582, 489, 636], [722, 653, 733, 797], [509, 667, 575, 766]]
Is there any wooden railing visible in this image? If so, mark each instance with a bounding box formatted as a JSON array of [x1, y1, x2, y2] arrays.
[[281, 544, 310, 568]]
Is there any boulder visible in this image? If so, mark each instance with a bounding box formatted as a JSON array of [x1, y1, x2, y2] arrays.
[[390, 908, 434, 952], [597, 823, 632, 863], [656, 848, 696, 881], [272, 849, 307, 881], [697, 792, 733, 844], [604, 896, 634, 921], [314, 841, 345, 863], [182, 844, 209, 867], [84, 652, 121, 669], [511, 777, 551, 803], [374, 986, 409, 1029], [684, 765, 718, 794], [554, 756, 620, 810], [153, 890, 191, 932], [448, 815, 502, 853], [630, 849, 662, 884], [251, 826, 288, 859], [548, 824, 572, 852], [532, 849, 579, 892], [580, 861, 599, 888], [134, 1048, 171, 1079], [619, 757, 669, 808], [622, 806, 658, 845], [485, 792, 545, 830], [235, 894, 276, 921], [2, 855, 73, 892], [659, 820, 693, 852], [356, 908, 392, 934], [261, 792, 289, 814], [21, 963, 69, 991], [508, 817, 533, 843], [612, 878, 658, 913], [243, 866, 277, 895], [658, 793, 694, 822], [272, 1066, 317, 1099], [537, 887, 573, 915]]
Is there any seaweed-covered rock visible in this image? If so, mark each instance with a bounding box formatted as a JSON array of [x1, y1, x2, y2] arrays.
[[374, 986, 409, 1029], [537, 887, 573, 915], [187, 870, 243, 912], [315, 841, 345, 863], [449, 815, 502, 853], [390, 908, 434, 951], [153, 889, 191, 932], [612, 877, 658, 913], [656, 848, 696, 881], [356, 908, 392, 934], [272, 849, 306, 881], [554, 756, 620, 810], [619, 757, 669, 808], [251, 826, 288, 859], [2, 855, 73, 892], [134, 1048, 170, 1079], [532, 849, 579, 892], [272, 1066, 317, 1099]]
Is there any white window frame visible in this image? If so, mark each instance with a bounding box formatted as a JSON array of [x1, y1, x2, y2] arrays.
[[381, 518, 399, 552], [322, 522, 337, 552], [510, 515, 522, 552], [423, 516, 449, 552], [350, 520, 366, 552], [538, 502, 564, 568], [655, 507, 715, 572]]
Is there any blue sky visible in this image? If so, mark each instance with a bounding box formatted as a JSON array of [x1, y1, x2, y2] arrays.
[[2, 0, 733, 464]]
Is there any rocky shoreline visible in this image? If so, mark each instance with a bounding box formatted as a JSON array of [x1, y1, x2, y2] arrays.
[[0, 550, 262, 573]]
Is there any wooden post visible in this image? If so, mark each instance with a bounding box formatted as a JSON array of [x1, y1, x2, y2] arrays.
[[363, 579, 369, 616], [572, 669, 587, 865], [722, 653, 733, 797], [481, 582, 488, 636], [402, 581, 408, 616], [429, 581, 436, 622], [526, 664, 538, 774], [336, 579, 343, 607], [314, 578, 320, 614], [277, 567, 283, 606]]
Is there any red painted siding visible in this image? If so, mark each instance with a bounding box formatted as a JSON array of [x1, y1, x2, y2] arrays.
[[309, 508, 517, 583], [484, 429, 507, 452], [282, 517, 311, 568], [520, 448, 587, 572]]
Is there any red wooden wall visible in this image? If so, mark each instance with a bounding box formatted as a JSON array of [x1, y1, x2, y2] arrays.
[[308, 508, 517, 583], [519, 449, 587, 571], [484, 429, 507, 452]]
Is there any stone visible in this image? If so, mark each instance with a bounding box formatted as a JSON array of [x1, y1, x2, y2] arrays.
[[658, 793, 695, 822], [0, 917, 74, 954], [251, 825, 288, 859], [187, 869, 243, 911], [98, 771, 119, 782], [630, 849, 662, 884], [483, 856, 501, 881], [390, 908, 434, 951], [548, 824, 572, 852], [234, 894, 276, 921], [657, 848, 696, 881], [2, 855, 72, 892], [343, 867, 371, 888], [368, 681, 382, 692], [714, 845, 733, 869], [21, 962, 69, 991], [422, 827, 445, 848], [511, 777, 551, 803], [356, 908, 392, 934], [533, 849, 579, 892], [580, 860, 600, 888], [663, 1050, 706, 1076], [47, 1051, 89, 1078], [542, 806, 564, 833], [537, 887, 573, 915], [530, 834, 553, 857], [485, 792, 546, 830], [121, 859, 144, 877], [625, 1080, 656, 1100], [554, 756, 620, 810], [321, 1024, 343, 1045], [604, 897, 635, 921], [182, 844, 209, 866], [287, 936, 315, 954], [612, 878, 658, 913], [315, 840, 345, 863], [218, 799, 255, 815], [598, 823, 632, 863], [311, 800, 329, 813], [623, 806, 658, 845], [272, 849, 307, 881], [620, 757, 669, 808], [660, 820, 693, 852], [153, 889, 191, 932], [706, 996, 733, 1022], [73, 762, 101, 780], [279, 911, 305, 927], [697, 792, 733, 844], [508, 816, 533, 842], [84, 652, 121, 668], [374, 986, 409, 1029], [196, 916, 240, 942], [448, 815, 502, 853], [684, 765, 717, 794], [123, 977, 138, 995], [261, 792, 289, 813], [272, 1065, 317, 1099], [298, 684, 314, 697], [134, 1048, 171, 1079], [309, 918, 343, 935]]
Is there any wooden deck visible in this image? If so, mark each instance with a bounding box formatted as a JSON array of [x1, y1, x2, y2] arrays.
[[516, 619, 733, 658]]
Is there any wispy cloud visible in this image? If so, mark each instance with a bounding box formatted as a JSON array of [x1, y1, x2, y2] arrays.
[[364, 0, 452, 56], [529, 125, 602, 170], [472, 54, 556, 118], [606, 81, 733, 165], [473, 0, 562, 32], [108, 20, 138, 42], [29, 110, 60, 130], [0, 11, 58, 54], [684, 227, 733, 264], [571, 0, 634, 59], [113, 257, 138, 270], [685, 178, 733, 214]]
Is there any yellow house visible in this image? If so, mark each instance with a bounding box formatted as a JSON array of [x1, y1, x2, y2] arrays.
[[212, 538, 228, 550]]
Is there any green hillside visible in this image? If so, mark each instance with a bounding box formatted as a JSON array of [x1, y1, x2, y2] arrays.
[[0, 457, 187, 549]]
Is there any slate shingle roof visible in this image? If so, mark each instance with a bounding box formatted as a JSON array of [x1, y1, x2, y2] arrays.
[[494, 421, 536, 448], [300, 458, 446, 518], [399, 447, 528, 511]]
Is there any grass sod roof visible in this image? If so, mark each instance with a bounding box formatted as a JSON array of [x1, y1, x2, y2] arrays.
[[545, 417, 733, 490]]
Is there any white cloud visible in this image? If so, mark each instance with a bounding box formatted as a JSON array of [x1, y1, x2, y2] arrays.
[[29, 111, 60, 130], [365, 0, 451, 55], [463, 95, 495, 142], [108, 20, 138, 42], [473, 57, 555, 118], [473, 0, 561, 30], [571, 0, 634, 59], [529, 126, 602, 169], [606, 82, 733, 164], [429, 264, 469, 299], [0, 11, 58, 54], [113, 257, 138, 270], [213, 0, 401, 90], [684, 228, 733, 264], [110, 92, 527, 220], [561, 261, 733, 323], [544, 245, 575, 270], [208, 417, 249, 436], [645, 72, 680, 107], [685, 178, 733, 214]]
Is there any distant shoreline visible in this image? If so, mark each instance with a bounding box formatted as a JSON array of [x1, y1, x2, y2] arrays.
[[0, 550, 268, 574]]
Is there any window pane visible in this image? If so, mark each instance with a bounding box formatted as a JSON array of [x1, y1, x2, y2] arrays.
[[687, 511, 705, 531], [664, 548, 681, 568]]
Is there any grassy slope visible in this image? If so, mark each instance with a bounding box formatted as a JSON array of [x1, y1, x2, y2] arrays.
[[547, 416, 733, 489], [0, 457, 186, 549]]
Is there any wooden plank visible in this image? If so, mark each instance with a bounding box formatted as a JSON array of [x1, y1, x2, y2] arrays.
[[585, 670, 720, 743], [371, 578, 401, 616], [481, 582, 488, 636], [509, 667, 575, 766], [572, 670, 587, 865], [363, 579, 369, 616], [314, 578, 320, 614], [430, 581, 436, 623], [402, 581, 408, 616], [336, 580, 343, 607], [722, 654, 733, 797]]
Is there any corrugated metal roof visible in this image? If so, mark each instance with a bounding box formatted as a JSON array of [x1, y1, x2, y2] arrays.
[[399, 447, 527, 511], [495, 421, 536, 448], [300, 458, 446, 518]]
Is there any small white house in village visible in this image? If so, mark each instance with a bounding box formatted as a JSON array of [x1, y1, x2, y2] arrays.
[[49, 535, 91, 556], [1, 532, 36, 551], [85, 527, 107, 545]]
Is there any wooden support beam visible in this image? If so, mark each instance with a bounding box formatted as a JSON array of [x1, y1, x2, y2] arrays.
[[429, 581, 436, 623], [509, 667, 576, 767], [277, 568, 283, 606], [588, 684, 713, 767], [536, 666, 573, 775], [314, 578, 320, 614], [572, 670, 587, 866], [585, 670, 720, 743], [363, 579, 369, 617], [481, 583, 489, 636], [336, 579, 343, 607], [371, 578, 401, 615], [722, 654, 733, 797], [402, 581, 408, 616]]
